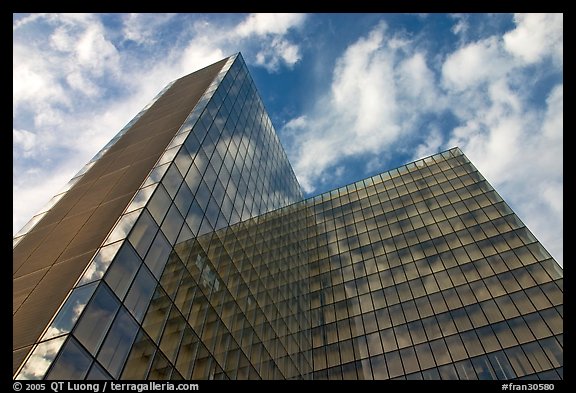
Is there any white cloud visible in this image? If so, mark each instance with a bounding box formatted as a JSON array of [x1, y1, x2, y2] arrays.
[[50, 26, 75, 52], [234, 13, 306, 37], [255, 37, 302, 71], [503, 13, 563, 65], [542, 83, 563, 141], [413, 127, 443, 161], [284, 23, 443, 193], [13, 43, 70, 113], [234, 13, 306, 72], [442, 18, 563, 265], [75, 26, 120, 75], [283, 115, 308, 131], [450, 14, 469, 36], [122, 13, 177, 45], [396, 52, 445, 114], [13, 129, 37, 158], [66, 71, 101, 97], [442, 37, 513, 91], [13, 13, 47, 31], [178, 40, 227, 77]]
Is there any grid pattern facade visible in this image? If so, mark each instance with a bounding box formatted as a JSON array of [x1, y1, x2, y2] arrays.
[[14, 54, 562, 381], [303, 148, 562, 380]]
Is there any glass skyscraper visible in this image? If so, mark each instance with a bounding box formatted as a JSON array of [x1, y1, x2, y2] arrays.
[[13, 53, 563, 380]]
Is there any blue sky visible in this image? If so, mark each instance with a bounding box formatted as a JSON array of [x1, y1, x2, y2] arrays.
[[13, 13, 563, 266]]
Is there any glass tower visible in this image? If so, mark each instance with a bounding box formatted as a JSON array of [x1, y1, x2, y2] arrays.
[[13, 54, 562, 380]]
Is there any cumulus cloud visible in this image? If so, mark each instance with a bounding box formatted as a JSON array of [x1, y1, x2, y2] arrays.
[[234, 13, 306, 37], [13, 43, 69, 114], [283, 22, 443, 193], [231, 13, 306, 72], [503, 13, 563, 65], [441, 37, 514, 92], [255, 37, 302, 71]]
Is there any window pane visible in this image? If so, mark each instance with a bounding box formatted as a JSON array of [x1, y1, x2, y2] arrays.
[[160, 308, 187, 363], [539, 308, 563, 335], [487, 350, 516, 379], [445, 334, 467, 362], [422, 316, 442, 341], [143, 163, 169, 187], [79, 242, 123, 285], [495, 296, 520, 319], [15, 336, 67, 380], [436, 312, 457, 336], [480, 299, 504, 324], [126, 184, 157, 213], [148, 185, 172, 225], [429, 338, 451, 366], [176, 327, 199, 379], [105, 242, 142, 300], [161, 204, 185, 245], [422, 367, 440, 380], [438, 363, 458, 380], [526, 286, 553, 310], [104, 210, 140, 245], [42, 282, 98, 340], [508, 317, 535, 344], [175, 183, 193, 217], [414, 343, 436, 370], [407, 320, 427, 345], [86, 362, 112, 380], [394, 324, 412, 349], [506, 346, 535, 377], [510, 291, 536, 314], [523, 312, 552, 339], [122, 330, 157, 379], [125, 265, 158, 323], [379, 328, 397, 353], [478, 326, 502, 354], [471, 355, 497, 380], [145, 231, 172, 280], [454, 359, 477, 380], [97, 307, 139, 378], [129, 209, 159, 258], [540, 336, 563, 368], [74, 283, 120, 355], [400, 347, 419, 374], [45, 337, 92, 380], [522, 341, 552, 372], [450, 309, 471, 332], [385, 350, 404, 378], [492, 321, 519, 348], [142, 287, 172, 343]]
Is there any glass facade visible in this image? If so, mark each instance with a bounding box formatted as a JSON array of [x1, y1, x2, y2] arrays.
[[13, 54, 562, 381], [302, 148, 562, 380]]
